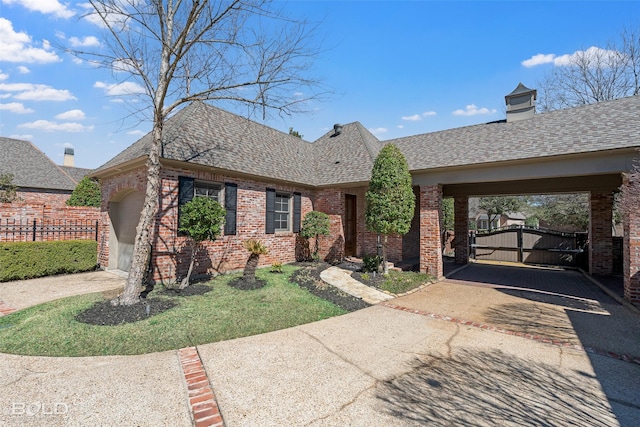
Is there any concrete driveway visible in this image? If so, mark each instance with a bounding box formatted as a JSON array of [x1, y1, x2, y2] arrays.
[[1, 265, 639, 426]]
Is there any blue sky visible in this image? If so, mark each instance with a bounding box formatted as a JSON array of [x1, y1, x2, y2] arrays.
[[1, 1, 639, 169]]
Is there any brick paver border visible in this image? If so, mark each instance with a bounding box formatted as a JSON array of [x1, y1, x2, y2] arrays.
[[178, 346, 225, 427], [0, 300, 17, 316], [381, 302, 640, 366]]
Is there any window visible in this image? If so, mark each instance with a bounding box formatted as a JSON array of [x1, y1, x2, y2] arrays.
[[266, 189, 300, 234], [179, 177, 237, 235], [194, 181, 220, 201], [274, 193, 290, 231]]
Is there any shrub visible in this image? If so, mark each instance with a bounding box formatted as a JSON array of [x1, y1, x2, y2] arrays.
[[66, 177, 101, 207], [300, 211, 330, 261], [362, 255, 382, 273], [270, 262, 283, 273], [0, 240, 98, 282]]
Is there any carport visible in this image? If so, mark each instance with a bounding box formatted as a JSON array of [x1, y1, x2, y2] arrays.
[[393, 87, 640, 304]]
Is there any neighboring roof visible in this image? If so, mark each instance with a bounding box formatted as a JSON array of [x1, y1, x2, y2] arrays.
[[60, 166, 92, 183], [0, 137, 79, 191], [389, 95, 640, 172], [94, 94, 640, 187]]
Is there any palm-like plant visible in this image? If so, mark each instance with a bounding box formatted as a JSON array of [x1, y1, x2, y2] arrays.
[[242, 239, 268, 284]]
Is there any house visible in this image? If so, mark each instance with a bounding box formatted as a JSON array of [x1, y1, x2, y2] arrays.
[[92, 84, 640, 303], [468, 198, 527, 230], [0, 137, 91, 207]]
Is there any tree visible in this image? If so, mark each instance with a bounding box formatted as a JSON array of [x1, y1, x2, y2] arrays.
[[477, 196, 523, 231], [300, 210, 330, 260], [538, 26, 640, 112], [365, 144, 415, 274], [529, 194, 589, 232], [177, 197, 226, 289], [67, 177, 101, 207], [441, 198, 454, 231], [289, 127, 303, 139], [0, 173, 17, 203], [242, 239, 268, 285], [79, 0, 322, 305]]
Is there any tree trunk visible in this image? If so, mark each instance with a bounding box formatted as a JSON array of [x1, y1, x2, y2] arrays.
[[118, 116, 163, 305], [180, 239, 196, 290], [243, 253, 260, 283], [382, 234, 389, 275]]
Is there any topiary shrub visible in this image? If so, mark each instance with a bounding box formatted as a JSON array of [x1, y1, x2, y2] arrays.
[[300, 211, 330, 261]]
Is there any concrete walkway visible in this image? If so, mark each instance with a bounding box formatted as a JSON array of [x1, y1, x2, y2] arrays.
[[1, 265, 639, 426], [320, 266, 394, 304]]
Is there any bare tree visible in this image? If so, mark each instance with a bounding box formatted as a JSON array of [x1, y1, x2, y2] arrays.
[[77, 0, 323, 305], [538, 27, 640, 112]]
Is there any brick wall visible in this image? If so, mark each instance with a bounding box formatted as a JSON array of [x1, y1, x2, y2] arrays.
[[420, 184, 443, 278], [454, 196, 469, 264], [590, 192, 614, 275], [314, 188, 345, 262], [401, 186, 421, 260], [100, 166, 315, 284], [0, 203, 100, 242], [622, 175, 640, 303], [15, 188, 72, 208]]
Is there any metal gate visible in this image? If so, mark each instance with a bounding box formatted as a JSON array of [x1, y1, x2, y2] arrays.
[[470, 226, 587, 268]]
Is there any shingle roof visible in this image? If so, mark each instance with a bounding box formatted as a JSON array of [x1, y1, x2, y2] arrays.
[[60, 166, 92, 183], [95, 102, 317, 185], [310, 122, 382, 186], [0, 137, 78, 191], [94, 94, 640, 187], [388, 95, 640, 171]]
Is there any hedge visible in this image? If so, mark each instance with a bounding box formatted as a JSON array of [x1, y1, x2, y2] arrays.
[[0, 240, 98, 282]]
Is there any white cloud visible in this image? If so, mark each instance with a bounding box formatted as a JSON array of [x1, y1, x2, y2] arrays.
[[17, 65, 30, 74], [0, 18, 61, 63], [94, 80, 146, 96], [397, 125, 404, 129], [9, 133, 33, 140], [401, 111, 437, 121], [55, 109, 85, 120], [0, 102, 34, 113], [0, 83, 76, 101], [521, 53, 556, 67], [18, 119, 94, 132], [369, 127, 388, 135], [452, 104, 496, 117], [0, 71, 8, 81], [1, 0, 75, 19], [127, 129, 145, 136], [522, 46, 621, 68], [69, 36, 101, 48]]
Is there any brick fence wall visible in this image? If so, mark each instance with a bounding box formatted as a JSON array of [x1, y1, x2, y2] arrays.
[[0, 203, 100, 242]]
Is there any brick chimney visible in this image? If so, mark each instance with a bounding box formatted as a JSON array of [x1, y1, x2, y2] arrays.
[[63, 147, 75, 167], [505, 83, 537, 123]]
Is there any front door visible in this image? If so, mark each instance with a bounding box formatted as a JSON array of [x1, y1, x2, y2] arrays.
[[344, 194, 357, 257]]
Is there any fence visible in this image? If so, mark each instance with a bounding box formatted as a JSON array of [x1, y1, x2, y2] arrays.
[[0, 219, 99, 242], [470, 226, 588, 268]]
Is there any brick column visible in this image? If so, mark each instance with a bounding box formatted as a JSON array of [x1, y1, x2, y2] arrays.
[[453, 196, 469, 265], [420, 185, 443, 279], [589, 192, 613, 275], [622, 175, 640, 303]]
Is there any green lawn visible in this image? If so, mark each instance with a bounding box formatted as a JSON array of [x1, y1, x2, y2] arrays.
[[0, 265, 346, 357]]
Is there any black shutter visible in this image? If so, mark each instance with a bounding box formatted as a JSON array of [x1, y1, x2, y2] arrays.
[[178, 177, 195, 234], [224, 182, 237, 235], [293, 192, 301, 233], [266, 188, 276, 234]]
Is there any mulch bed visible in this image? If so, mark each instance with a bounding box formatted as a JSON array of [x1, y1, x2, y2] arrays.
[[291, 261, 370, 312], [159, 284, 213, 297], [75, 299, 177, 326]]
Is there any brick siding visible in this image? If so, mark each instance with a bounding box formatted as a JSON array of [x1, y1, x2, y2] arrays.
[[419, 185, 443, 278], [14, 188, 72, 208], [622, 176, 640, 303], [454, 196, 469, 264], [590, 192, 614, 275]]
